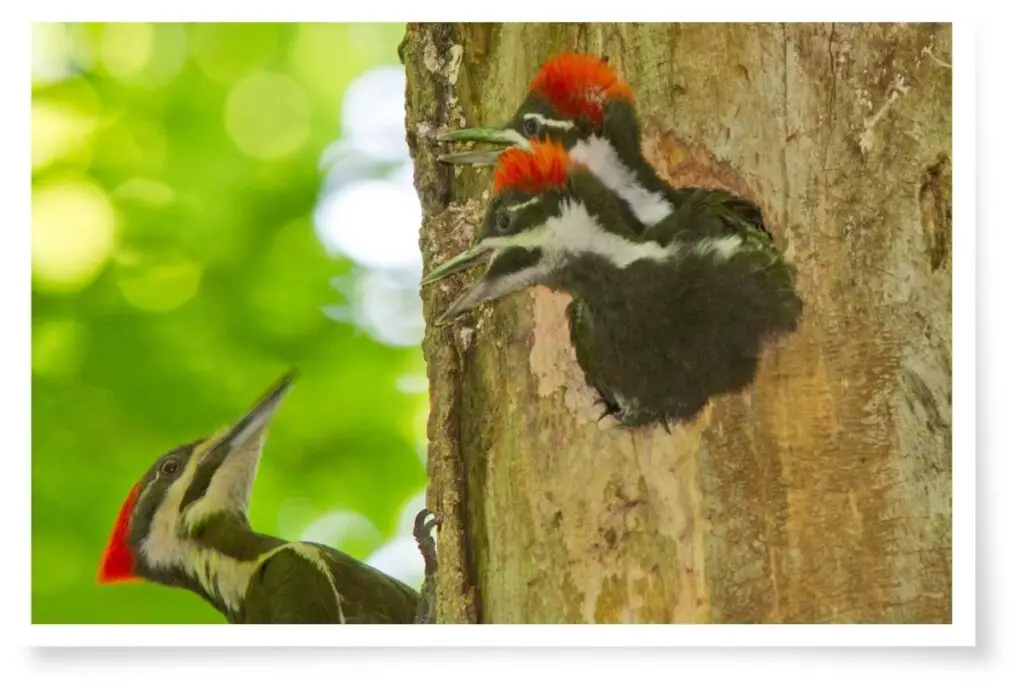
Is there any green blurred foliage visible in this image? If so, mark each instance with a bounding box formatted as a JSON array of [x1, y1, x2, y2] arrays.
[[31, 23, 426, 624]]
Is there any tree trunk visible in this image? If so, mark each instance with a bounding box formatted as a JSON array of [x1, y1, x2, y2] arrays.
[[402, 22, 952, 624]]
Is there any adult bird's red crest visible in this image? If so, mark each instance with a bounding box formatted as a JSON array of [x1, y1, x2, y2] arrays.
[[493, 140, 572, 195], [528, 52, 634, 127], [97, 483, 140, 584]]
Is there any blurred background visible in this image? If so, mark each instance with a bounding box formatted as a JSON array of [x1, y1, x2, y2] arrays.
[[31, 22, 429, 623]]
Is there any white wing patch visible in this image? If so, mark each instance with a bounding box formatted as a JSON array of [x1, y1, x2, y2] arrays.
[[166, 541, 342, 619], [693, 235, 743, 261], [570, 136, 673, 226], [285, 543, 345, 624]]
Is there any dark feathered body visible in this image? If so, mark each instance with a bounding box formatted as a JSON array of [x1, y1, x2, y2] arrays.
[[425, 141, 802, 429], [138, 510, 419, 624], [558, 175, 803, 427], [432, 52, 798, 427]]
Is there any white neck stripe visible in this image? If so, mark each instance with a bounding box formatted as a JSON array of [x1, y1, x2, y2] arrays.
[[547, 200, 679, 267], [485, 200, 678, 269], [569, 136, 673, 226]]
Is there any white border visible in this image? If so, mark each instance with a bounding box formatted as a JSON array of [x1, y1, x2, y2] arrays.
[[30, 623, 971, 647], [9, 0, 980, 660]]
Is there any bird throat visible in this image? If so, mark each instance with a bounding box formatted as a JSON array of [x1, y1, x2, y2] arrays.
[[144, 512, 302, 621]]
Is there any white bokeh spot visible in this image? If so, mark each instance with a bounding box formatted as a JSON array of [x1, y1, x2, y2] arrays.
[[341, 66, 409, 163], [314, 180, 422, 271]]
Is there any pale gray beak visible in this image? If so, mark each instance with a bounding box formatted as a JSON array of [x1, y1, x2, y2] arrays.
[[181, 371, 297, 518], [437, 127, 528, 165], [422, 243, 493, 286], [218, 371, 296, 454], [422, 244, 496, 325], [422, 241, 548, 326], [435, 281, 494, 325]]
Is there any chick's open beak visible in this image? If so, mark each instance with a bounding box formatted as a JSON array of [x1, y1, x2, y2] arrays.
[[437, 127, 527, 166], [421, 244, 497, 325], [422, 239, 548, 326], [422, 243, 493, 286]]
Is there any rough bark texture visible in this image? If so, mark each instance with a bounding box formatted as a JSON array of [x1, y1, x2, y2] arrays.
[[403, 22, 952, 624]]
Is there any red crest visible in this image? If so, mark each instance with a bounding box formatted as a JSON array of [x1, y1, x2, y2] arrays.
[[528, 52, 634, 126], [493, 140, 571, 195], [97, 483, 141, 584]]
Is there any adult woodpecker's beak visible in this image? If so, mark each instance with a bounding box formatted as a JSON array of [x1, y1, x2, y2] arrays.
[[437, 127, 528, 166], [180, 371, 296, 518], [216, 371, 295, 457], [422, 240, 546, 325]]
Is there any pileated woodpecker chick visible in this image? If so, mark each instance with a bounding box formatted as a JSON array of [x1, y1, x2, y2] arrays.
[[97, 372, 423, 624], [422, 142, 803, 428], [438, 52, 767, 239]]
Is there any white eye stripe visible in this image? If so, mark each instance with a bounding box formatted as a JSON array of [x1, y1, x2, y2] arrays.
[[524, 112, 575, 131], [506, 197, 541, 213]]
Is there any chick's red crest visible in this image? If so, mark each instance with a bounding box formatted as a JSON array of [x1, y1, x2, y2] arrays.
[[528, 52, 634, 126], [493, 140, 571, 195], [97, 483, 141, 584]]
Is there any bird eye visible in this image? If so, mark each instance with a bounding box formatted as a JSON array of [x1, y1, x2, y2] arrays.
[[496, 211, 512, 233], [160, 460, 180, 476], [523, 117, 540, 136]]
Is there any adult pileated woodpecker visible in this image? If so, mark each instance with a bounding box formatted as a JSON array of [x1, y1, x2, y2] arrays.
[[97, 371, 437, 623], [422, 142, 802, 429], [437, 52, 767, 239]]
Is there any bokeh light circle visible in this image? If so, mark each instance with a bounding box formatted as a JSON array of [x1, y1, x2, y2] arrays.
[[224, 72, 312, 161], [32, 178, 117, 293]]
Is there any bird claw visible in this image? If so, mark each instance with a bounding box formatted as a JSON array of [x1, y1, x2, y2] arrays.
[[413, 509, 439, 624], [594, 393, 624, 423], [593, 394, 672, 433], [413, 509, 439, 575]]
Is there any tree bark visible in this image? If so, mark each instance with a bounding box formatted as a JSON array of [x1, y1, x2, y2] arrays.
[[402, 22, 952, 624]]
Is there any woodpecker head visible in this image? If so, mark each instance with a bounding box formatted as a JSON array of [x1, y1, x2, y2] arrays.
[[423, 140, 664, 324], [439, 52, 635, 166], [97, 371, 295, 587]]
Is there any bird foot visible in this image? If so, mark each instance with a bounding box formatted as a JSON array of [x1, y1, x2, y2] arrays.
[[593, 394, 624, 423], [413, 509, 439, 574], [413, 509, 439, 624], [592, 396, 672, 434]]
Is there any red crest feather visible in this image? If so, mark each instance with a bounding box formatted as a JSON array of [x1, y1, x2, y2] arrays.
[[493, 140, 571, 195], [97, 483, 141, 584], [528, 52, 634, 126]]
